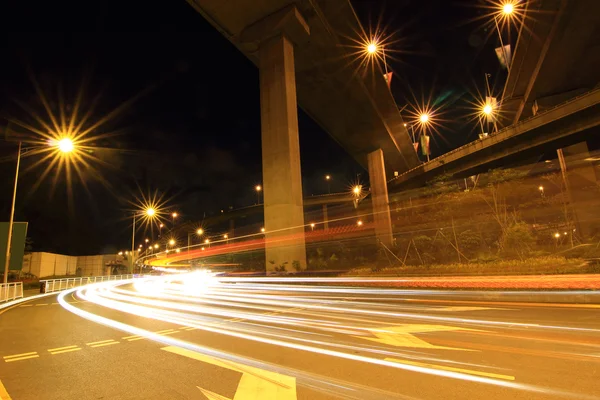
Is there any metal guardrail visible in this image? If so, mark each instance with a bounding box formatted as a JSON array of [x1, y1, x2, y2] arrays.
[[40, 274, 136, 293], [0, 282, 24, 303]]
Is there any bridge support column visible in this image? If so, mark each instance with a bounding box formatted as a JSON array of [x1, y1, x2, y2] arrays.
[[254, 8, 310, 273], [322, 204, 329, 231], [367, 149, 393, 247], [558, 142, 599, 240]]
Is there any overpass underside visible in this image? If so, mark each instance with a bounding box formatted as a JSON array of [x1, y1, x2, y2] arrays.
[[187, 0, 417, 271]]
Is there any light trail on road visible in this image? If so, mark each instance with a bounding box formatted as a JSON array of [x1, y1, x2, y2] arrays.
[[58, 273, 600, 399]]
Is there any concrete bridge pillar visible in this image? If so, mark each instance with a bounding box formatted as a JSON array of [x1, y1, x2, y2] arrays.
[[322, 204, 329, 231], [248, 6, 310, 272], [557, 142, 599, 240], [367, 148, 394, 247]]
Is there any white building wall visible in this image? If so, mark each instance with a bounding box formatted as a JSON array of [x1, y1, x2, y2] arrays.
[[25, 252, 121, 278]]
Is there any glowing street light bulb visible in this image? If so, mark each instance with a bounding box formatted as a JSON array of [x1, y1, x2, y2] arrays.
[[172, 212, 178, 218], [169, 239, 175, 246], [538, 186, 544, 191], [260, 227, 265, 233], [57, 137, 74, 153], [325, 175, 330, 181], [367, 42, 377, 54], [255, 185, 262, 192], [145, 208, 156, 217], [357, 220, 363, 226], [483, 104, 493, 115], [145, 238, 149, 243], [502, 2, 514, 15], [223, 234, 228, 239], [353, 185, 361, 196], [118, 251, 123, 256], [196, 228, 204, 235], [159, 223, 164, 228], [205, 239, 210, 244], [153, 244, 159, 249], [554, 232, 561, 239], [419, 113, 429, 124]]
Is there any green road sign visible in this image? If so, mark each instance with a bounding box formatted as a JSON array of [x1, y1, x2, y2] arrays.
[[0, 222, 28, 271]]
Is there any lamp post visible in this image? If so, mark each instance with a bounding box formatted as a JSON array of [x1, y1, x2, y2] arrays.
[[3, 138, 75, 283], [188, 228, 203, 253], [255, 185, 262, 204], [325, 175, 331, 194], [131, 207, 156, 274]]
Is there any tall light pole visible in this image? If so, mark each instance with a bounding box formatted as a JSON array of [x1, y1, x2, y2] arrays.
[[495, 2, 516, 71], [188, 228, 203, 253], [4, 138, 75, 283], [418, 113, 431, 162], [131, 207, 156, 274], [325, 175, 331, 194], [171, 212, 178, 228], [255, 185, 262, 204]]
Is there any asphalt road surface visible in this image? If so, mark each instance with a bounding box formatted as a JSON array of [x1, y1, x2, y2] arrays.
[[1, 274, 599, 400]]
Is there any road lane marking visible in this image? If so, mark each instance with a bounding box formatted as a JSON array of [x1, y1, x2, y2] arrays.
[[89, 341, 119, 348], [122, 334, 141, 340], [49, 346, 82, 355], [17, 304, 32, 308], [198, 387, 231, 400], [48, 345, 79, 352], [3, 352, 39, 363], [35, 304, 48, 307], [3, 352, 37, 359], [0, 378, 12, 400], [86, 339, 116, 345], [155, 329, 178, 335], [162, 346, 297, 400], [385, 357, 515, 381], [355, 325, 482, 351]]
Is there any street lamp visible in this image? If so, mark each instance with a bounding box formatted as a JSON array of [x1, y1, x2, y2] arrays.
[[154, 244, 159, 249], [130, 206, 157, 274], [169, 239, 176, 246], [538, 186, 544, 197], [260, 227, 265, 233], [255, 185, 262, 204], [325, 175, 331, 193], [353, 185, 362, 197], [357, 220, 364, 227], [419, 113, 430, 124], [502, 2, 515, 16], [310, 223, 315, 231], [3, 138, 75, 283], [171, 212, 178, 228]]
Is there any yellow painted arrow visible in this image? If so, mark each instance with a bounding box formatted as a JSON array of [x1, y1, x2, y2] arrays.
[[355, 324, 482, 351], [162, 346, 297, 400]]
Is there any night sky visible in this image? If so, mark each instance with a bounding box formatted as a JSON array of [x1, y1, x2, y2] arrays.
[[1, 0, 515, 255]]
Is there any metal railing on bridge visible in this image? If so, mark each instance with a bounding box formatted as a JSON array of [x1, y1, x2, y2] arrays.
[[0, 282, 23, 303], [40, 274, 136, 294]]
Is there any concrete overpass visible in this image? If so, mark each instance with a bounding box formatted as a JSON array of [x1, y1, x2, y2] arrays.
[[187, 0, 418, 175], [391, 0, 600, 188], [187, 0, 412, 269], [501, 0, 600, 124], [390, 88, 600, 187]]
